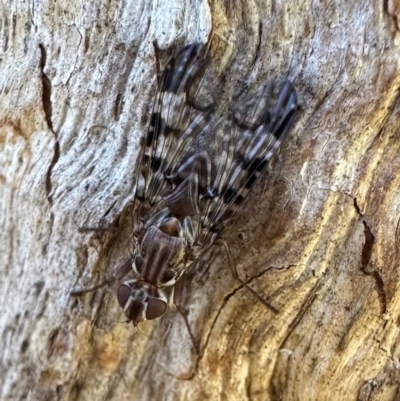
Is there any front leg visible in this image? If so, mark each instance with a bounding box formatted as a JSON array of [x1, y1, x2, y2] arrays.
[[71, 257, 133, 296], [79, 199, 141, 236]]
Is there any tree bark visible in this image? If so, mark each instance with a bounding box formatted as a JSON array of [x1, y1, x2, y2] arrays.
[[1, 0, 400, 400]]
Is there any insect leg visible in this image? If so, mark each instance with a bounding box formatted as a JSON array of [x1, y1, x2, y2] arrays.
[[214, 238, 279, 314], [213, 237, 238, 279], [238, 278, 279, 314], [78, 199, 137, 235], [192, 250, 219, 286], [172, 274, 186, 307], [70, 278, 115, 296], [71, 257, 133, 296], [173, 276, 200, 355], [78, 225, 110, 234], [118, 200, 141, 236]]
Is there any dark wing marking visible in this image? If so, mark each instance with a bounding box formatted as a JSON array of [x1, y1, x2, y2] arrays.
[[137, 43, 297, 249], [158, 78, 297, 247], [197, 79, 298, 243], [137, 43, 217, 208]]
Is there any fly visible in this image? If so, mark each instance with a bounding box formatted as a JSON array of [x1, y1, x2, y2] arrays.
[[73, 42, 298, 326]]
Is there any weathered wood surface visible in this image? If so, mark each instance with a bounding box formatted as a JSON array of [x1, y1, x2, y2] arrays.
[[1, 1, 400, 400]]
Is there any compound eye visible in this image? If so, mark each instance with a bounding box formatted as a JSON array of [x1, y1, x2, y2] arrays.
[[117, 284, 131, 308], [146, 298, 167, 320]]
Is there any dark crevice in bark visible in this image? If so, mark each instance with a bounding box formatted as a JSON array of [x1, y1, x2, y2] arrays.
[[39, 44, 53, 131], [353, 197, 387, 313], [353, 198, 375, 269], [361, 221, 375, 269], [383, 0, 400, 31], [40, 45, 60, 222], [2, 15, 9, 52], [48, 327, 59, 347], [114, 93, 123, 121], [20, 339, 29, 354], [56, 385, 63, 399], [45, 139, 60, 207], [249, 20, 262, 70], [70, 380, 84, 401]]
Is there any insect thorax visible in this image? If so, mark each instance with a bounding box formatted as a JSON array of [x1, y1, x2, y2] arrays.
[[135, 219, 188, 287]]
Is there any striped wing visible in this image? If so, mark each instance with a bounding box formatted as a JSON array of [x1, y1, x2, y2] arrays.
[[160, 79, 298, 246], [199, 79, 298, 239], [136, 43, 217, 209], [136, 42, 297, 248]]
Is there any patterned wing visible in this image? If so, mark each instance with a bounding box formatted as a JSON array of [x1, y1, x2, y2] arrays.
[[137, 43, 297, 249], [136, 43, 217, 210], [200, 79, 298, 239], [162, 79, 298, 246]]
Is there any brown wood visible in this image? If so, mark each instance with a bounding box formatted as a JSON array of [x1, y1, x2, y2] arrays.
[[1, 1, 400, 400]]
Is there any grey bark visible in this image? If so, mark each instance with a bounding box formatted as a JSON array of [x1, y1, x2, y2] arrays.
[[1, 0, 400, 400]]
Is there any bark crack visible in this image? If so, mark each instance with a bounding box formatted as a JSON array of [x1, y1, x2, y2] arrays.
[[39, 44, 53, 131], [352, 197, 387, 313], [383, 0, 400, 31], [40, 44, 60, 230], [45, 140, 60, 208], [353, 198, 375, 270], [318, 187, 387, 313], [248, 20, 262, 70]]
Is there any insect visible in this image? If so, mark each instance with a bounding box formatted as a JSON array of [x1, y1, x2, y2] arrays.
[[75, 42, 298, 326]]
